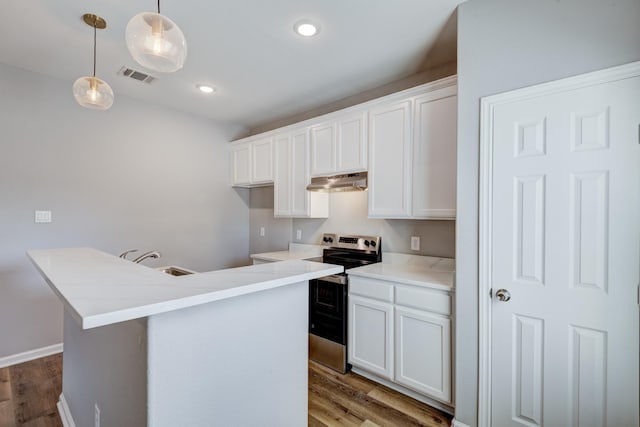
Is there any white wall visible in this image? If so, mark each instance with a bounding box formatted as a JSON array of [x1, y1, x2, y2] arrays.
[[147, 281, 308, 427], [292, 192, 455, 257], [249, 186, 292, 255], [455, 1, 640, 425], [0, 62, 249, 359], [62, 312, 147, 427]]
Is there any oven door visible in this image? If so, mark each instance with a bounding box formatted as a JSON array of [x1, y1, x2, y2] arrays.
[[309, 274, 347, 345]]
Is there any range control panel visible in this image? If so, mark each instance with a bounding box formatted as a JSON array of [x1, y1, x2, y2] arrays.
[[321, 233, 381, 253]]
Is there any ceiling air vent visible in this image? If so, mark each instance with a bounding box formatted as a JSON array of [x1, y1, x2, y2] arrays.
[[117, 66, 157, 84]]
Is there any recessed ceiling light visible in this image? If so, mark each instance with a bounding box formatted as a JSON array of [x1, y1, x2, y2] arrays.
[[294, 20, 320, 37], [196, 84, 215, 94]]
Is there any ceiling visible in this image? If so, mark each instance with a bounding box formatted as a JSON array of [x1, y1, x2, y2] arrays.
[[0, 0, 461, 130]]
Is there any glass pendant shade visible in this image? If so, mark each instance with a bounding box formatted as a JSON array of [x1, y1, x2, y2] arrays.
[[73, 76, 114, 110], [126, 12, 187, 73]]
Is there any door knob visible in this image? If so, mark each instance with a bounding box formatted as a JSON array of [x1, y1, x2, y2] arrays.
[[495, 289, 511, 302]]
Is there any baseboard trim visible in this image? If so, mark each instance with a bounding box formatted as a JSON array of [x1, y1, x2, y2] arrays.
[[57, 393, 77, 427], [451, 419, 471, 427], [351, 367, 454, 415], [0, 343, 63, 368]]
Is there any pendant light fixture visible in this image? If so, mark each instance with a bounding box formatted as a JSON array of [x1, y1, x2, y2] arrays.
[[125, 0, 187, 73], [72, 14, 114, 110]]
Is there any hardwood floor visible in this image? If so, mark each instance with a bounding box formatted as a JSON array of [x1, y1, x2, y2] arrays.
[[0, 353, 62, 427], [309, 361, 452, 427], [0, 354, 451, 427]]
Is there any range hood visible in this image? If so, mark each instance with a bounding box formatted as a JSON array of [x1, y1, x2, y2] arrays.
[[306, 172, 368, 192]]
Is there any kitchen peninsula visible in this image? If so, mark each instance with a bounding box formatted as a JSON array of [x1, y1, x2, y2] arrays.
[[28, 248, 341, 427]]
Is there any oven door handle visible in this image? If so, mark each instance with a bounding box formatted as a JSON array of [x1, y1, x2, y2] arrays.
[[317, 274, 347, 285]]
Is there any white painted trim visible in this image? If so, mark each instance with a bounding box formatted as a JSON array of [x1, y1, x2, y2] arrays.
[[57, 393, 77, 427], [451, 419, 471, 427], [0, 343, 63, 368], [477, 60, 640, 427], [351, 366, 454, 415]]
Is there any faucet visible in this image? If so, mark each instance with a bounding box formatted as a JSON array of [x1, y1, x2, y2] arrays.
[[119, 249, 139, 259], [132, 250, 162, 264]]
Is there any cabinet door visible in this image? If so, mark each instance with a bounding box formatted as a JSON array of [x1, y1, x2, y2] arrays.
[[348, 295, 394, 380], [367, 100, 412, 218], [251, 137, 274, 184], [273, 133, 291, 217], [412, 89, 457, 219], [231, 142, 251, 186], [290, 130, 310, 216], [395, 306, 451, 403], [310, 123, 336, 176], [336, 112, 367, 173]]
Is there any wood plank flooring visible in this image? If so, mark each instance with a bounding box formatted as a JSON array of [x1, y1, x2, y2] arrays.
[[0, 353, 62, 427], [309, 361, 452, 427], [0, 354, 451, 427]]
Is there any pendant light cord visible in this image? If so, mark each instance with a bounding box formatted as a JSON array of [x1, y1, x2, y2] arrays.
[[157, 0, 161, 14], [92, 23, 97, 77]]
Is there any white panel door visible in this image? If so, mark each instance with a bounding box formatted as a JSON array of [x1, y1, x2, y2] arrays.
[[273, 133, 291, 217], [395, 306, 451, 403], [368, 100, 412, 218], [310, 123, 335, 176], [412, 88, 457, 219], [336, 112, 367, 173], [231, 142, 251, 185], [290, 129, 310, 216], [251, 137, 273, 183], [348, 295, 394, 380], [489, 72, 639, 426]]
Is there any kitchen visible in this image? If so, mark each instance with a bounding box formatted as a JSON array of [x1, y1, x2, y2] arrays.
[[1, 1, 639, 427]]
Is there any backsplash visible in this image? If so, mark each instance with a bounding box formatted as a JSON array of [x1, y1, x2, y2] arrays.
[[291, 191, 455, 258], [249, 188, 455, 258]]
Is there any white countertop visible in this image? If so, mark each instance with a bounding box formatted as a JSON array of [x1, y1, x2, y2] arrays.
[[347, 253, 455, 291], [250, 243, 323, 262], [28, 248, 342, 330]]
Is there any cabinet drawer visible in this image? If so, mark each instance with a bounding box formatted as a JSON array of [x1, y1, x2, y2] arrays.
[[349, 276, 393, 302], [395, 285, 450, 316]]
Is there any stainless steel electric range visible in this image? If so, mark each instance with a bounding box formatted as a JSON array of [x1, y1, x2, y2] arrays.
[[309, 233, 382, 373]]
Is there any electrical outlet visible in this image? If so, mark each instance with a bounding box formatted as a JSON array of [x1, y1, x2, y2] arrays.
[[296, 229, 302, 240], [411, 236, 420, 251], [34, 210, 52, 223], [260, 226, 265, 237], [94, 404, 100, 427]]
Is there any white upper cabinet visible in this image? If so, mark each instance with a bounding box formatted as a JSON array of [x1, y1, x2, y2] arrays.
[[310, 112, 368, 177], [231, 142, 252, 186], [368, 100, 413, 218], [230, 137, 273, 187], [230, 76, 457, 218], [251, 137, 274, 184], [368, 77, 457, 219], [310, 123, 335, 176], [412, 87, 457, 219], [274, 129, 328, 218]]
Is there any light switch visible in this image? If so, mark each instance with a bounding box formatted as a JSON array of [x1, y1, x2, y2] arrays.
[[296, 229, 302, 240], [260, 227, 265, 237], [35, 210, 52, 223], [410, 236, 420, 251]]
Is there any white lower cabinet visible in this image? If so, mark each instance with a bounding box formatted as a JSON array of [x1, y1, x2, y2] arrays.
[[348, 276, 452, 405], [349, 295, 394, 380], [395, 306, 451, 402]]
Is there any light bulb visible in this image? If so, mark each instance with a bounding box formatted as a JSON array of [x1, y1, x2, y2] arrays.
[[87, 88, 100, 102], [126, 12, 187, 73], [73, 76, 114, 110]]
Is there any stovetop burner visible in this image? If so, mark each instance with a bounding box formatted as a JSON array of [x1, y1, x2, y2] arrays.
[[320, 233, 381, 269], [321, 233, 381, 254]]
